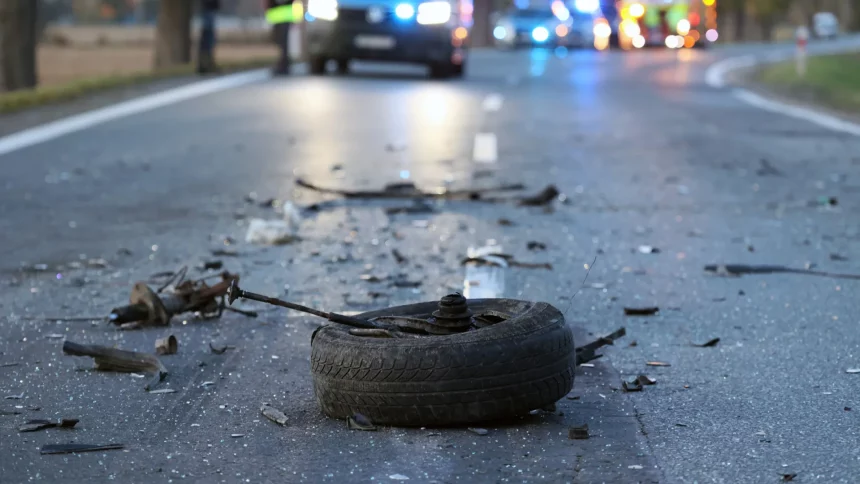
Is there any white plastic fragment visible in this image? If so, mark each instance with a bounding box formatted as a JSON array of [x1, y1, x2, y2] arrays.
[[466, 244, 509, 268], [389, 475, 410, 481], [245, 202, 302, 245], [278, 201, 302, 229], [245, 219, 297, 245], [148, 388, 176, 394]]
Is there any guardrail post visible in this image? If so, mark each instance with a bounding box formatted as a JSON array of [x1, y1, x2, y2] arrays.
[[795, 26, 808, 78]]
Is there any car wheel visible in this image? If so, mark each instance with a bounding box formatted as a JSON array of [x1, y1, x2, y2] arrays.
[[451, 61, 465, 78], [429, 62, 452, 79], [310, 298, 575, 426], [336, 59, 350, 75], [309, 56, 327, 75]]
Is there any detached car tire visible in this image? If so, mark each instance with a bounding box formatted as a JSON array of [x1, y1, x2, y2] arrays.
[[310, 299, 575, 426]]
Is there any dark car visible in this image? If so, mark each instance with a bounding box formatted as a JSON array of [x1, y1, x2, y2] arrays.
[[305, 0, 471, 78]]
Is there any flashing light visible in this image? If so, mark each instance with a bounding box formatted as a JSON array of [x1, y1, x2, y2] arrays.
[[629, 3, 645, 18], [703, 0, 715, 5], [532, 26, 550, 42], [574, 0, 599, 12], [706, 28, 718, 41], [552, 2, 571, 21], [493, 26, 507, 40], [689, 12, 700, 26], [395, 3, 415, 19], [632, 35, 645, 48], [593, 22, 612, 38], [620, 19, 640, 37], [555, 24, 568, 37], [454, 26, 468, 39], [307, 0, 337, 21], [676, 19, 690, 35], [665, 35, 679, 48], [684, 35, 696, 48], [417, 1, 451, 24]]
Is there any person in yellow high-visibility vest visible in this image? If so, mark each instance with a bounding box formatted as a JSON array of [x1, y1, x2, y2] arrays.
[[267, 0, 303, 75]]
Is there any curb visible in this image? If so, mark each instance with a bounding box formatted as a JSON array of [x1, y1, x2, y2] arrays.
[[704, 42, 860, 137]]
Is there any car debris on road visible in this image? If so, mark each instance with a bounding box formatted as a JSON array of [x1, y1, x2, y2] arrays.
[[704, 264, 860, 280], [261, 403, 289, 426], [19, 418, 79, 433], [229, 283, 576, 426], [155, 335, 178, 355], [62, 340, 168, 390], [40, 443, 125, 455], [108, 270, 250, 329]]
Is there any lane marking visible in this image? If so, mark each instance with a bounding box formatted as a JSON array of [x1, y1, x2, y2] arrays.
[[0, 69, 270, 157], [704, 55, 755, 89], [733, 89, 860, 137], [482, 93, 504, 112], [705, 48, 860, 137], [472, 133, 497, 163]]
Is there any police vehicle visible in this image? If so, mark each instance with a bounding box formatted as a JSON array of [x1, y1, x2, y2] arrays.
[[492, 1, 598, 49], [304, 0, 472, 78]]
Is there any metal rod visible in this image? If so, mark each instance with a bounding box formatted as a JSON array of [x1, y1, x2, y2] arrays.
[[227, 281, 377, 329]]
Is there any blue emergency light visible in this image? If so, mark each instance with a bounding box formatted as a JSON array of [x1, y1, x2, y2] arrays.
[[395, 3, 415, 19]]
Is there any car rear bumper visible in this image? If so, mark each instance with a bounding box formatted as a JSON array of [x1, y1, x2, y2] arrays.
[[508, 30, 590, 48], [307, 17, 459, 63]]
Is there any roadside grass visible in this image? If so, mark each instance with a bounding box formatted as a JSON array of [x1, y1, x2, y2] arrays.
[[753, 51, 860, 113], [0, 44, 278, 115]]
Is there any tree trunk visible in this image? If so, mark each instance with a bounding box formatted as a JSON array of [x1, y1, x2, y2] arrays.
[[154, 0, 193, 69], [853, 2, 860, 31], [0, 0, 39, 92], [760, 16, 775, 42], [733, 6, 747, 41], [471, 0, 492, 48]]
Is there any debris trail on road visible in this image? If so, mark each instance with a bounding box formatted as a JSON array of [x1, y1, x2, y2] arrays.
[[461, 245, 553, 270], [292, 177, 570, 209], [21, 316, 105, 322], [296, 177, 525, 200], [705, 264, 860, 280]]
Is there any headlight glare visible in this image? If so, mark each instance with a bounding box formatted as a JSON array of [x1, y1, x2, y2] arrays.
[[417, 1, 451, 25], [308, 0, 338, 21]]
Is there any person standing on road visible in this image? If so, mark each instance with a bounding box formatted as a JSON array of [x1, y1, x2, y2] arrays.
[[267, 0, 301, 75], [198, 0, 221, 74]]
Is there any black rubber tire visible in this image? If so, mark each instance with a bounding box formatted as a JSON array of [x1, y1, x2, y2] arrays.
[[336, 59, 350, 75], [310, 299, 575, 426], [309, 56, 327, 75], [428, 62, 452, 79], [451, 61, 465, 78]]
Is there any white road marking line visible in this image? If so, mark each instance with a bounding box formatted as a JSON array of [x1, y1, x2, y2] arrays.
[[705, 50, 860, 137], [482, 93, 504, 112], [0, 69, 270, 157], [733, 89, 860, 137], [472, 133, 497, 163], [703, 55, 755, 89]]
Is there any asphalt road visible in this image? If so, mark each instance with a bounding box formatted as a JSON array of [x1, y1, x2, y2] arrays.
[[1, 40, 860, 483]]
